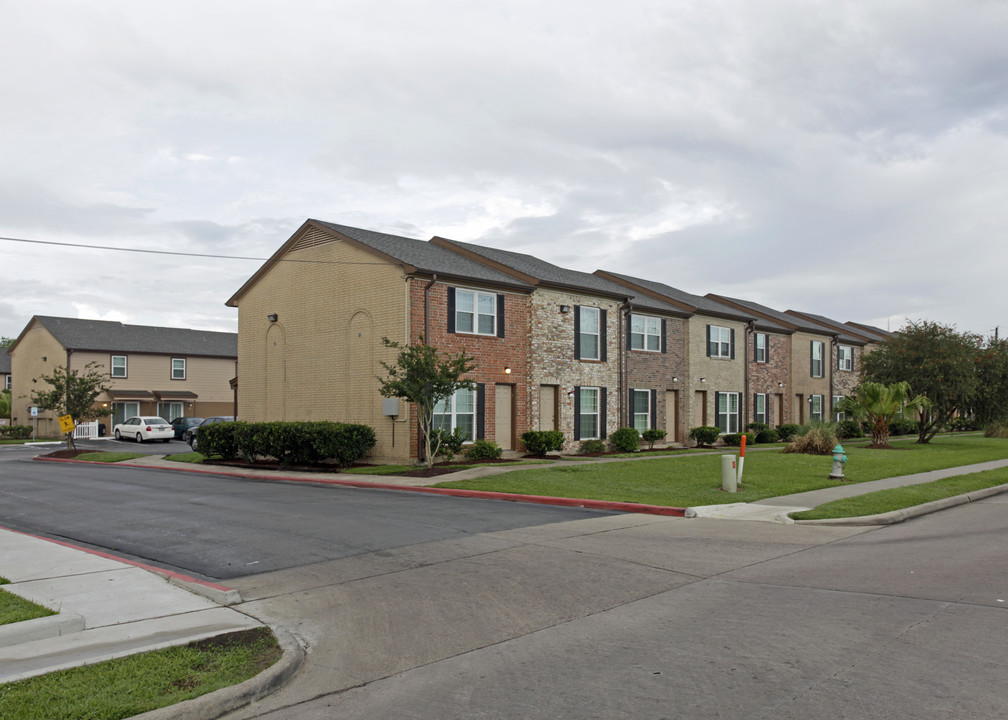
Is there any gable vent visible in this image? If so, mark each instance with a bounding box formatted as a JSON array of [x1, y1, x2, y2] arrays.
[[290, 226, 336, 253]]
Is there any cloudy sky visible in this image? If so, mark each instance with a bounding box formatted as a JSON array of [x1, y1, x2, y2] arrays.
[[2, 0, 1006, 342]]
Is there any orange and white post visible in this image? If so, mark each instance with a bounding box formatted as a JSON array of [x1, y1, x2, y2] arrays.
[[737, 433, 747, 485]]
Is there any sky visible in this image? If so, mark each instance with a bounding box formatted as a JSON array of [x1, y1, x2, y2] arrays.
[[2, 0, 1006, 342]]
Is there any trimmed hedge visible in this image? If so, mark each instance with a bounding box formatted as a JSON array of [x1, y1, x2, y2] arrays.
[[722, 432, 756, 447], [465, 439, 503, 461], [521, 430, 566, 456], [0, 424, 33, 439], [198, 420, 376, 468], [610, 427, 641, 452], [641, 428, 667, 449], [688, 426, 720, 447], [776, 424, 802, 442]]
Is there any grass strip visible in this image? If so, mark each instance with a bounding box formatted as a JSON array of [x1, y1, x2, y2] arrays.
[[0, 628, 280, 720], [790, 468, 1008, 520], [434, 436, 1008, 508], [164, 452, 206, 464], [74, 452, 145, 463], [0, 586, 57, 625]]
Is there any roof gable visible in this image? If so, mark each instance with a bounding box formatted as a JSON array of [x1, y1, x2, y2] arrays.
[[27, 316, 237, 357]]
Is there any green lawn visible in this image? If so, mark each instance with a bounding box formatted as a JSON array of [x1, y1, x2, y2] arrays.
[[75, 451, 145, 463], [0, 578, 57, 626], [434, 435, 1008, 508], [164, 452, 205, 464], [0, 628, 280, 720], [790, 467, 1008, 520]]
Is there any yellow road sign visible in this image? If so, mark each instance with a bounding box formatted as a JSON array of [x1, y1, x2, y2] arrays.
[[58, 414, 76, 434]]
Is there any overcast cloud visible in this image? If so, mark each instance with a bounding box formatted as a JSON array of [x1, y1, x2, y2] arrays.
[[2, 0, 1006, 341]]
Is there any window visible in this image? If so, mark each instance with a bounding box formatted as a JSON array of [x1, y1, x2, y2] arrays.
[[4, 375, 10, 390], [837, 345, 853, 371], [833, 395, 845, 422], [577, 306, 601, 361], [716, 391, 740, 434], [707, 325, 733, 359], [159, 401, 184, 420], [171, 358, 186, 380], [630, 315, 662, 352], [754, 333, 767, 363], [631, 389, 652, 433], [454, 289, 497, 336], [810, 394, 824, 422], [433, 387, 476, 442], [111, 355, 127, 378], [810, 341, 824, 378], [754, 393, 767, 425], [578, 387, 601, 439]]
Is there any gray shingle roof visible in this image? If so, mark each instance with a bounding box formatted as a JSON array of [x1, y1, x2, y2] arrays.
[[313, 221, 534, 291], [32, 316, 237, 357], [0, 353, 10, 373], [784, 311, 867, 344], [703, 294, 794, 333], [844, 322, 893, 342], [433, 238, 690, 315], [600, 272, 754, 322]]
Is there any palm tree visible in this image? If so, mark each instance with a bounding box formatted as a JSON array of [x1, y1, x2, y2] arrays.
[[836, 382, 930, 448]]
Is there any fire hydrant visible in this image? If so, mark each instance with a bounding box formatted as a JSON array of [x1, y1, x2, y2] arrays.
[[830, 444, 848, 479]]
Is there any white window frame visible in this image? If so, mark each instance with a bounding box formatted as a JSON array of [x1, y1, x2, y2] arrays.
[[832, 395, 846, 422], [578, 387, 601, 440], [837, 345, 853, 371], [810, 394, 824, 422], [455, 289, 497, 336], [579, 307, 601, 361], [432, 387, 476, 443], [717, 392, 740, 434], [709, 326, 732, 359], [632, 389, 651, 433], [630, 315, 661, 352], [754, 333, 767, 363], [4, 375, 10, 390], [811, 342, 824, 378], [171, 358, 186, 380], [754, 393, 767, 425], [111, 355, 127, 378]]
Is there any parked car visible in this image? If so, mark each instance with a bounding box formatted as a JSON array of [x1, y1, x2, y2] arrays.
[[185, 416, 236, 450], [169, 416, 204, 440], [113, 416, 173, 443]]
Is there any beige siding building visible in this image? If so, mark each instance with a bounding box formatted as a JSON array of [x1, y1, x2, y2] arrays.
[[8, 316, 236, 436]]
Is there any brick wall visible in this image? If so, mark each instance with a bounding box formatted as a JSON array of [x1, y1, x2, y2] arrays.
[[748, 331, 791, 427], [625, 313, 688, 443]]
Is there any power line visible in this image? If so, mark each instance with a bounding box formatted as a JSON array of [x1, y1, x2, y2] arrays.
[[0, 234, 390, 265]]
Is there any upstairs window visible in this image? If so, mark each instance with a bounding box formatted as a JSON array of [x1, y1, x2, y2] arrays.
[[576, 306, 606, 361], [630, 315, 662, 352], [707, 325, 734, 359], [455, 289, 497, 336], [837, 345, 853, 371], [754, 333, 767, 363], [810, 341, 824, 378], [111, 355, 127, 378], [171, 358, 186, 380]]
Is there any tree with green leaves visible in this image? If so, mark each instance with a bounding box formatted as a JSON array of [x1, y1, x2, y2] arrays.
[[377, 337, 477, 469], [836, 381, 930, 448], [0, 389, 11, 422], [0, 336, 14, 350], [31, 362, 110, 450], [860, 320, 980, 443], [973, 336, 1008, 428]]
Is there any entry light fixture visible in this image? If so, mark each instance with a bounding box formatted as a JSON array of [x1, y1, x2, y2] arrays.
[[267, 313, 278, 322], [700, 377, 707, 383], [778, 381, 784, 388], [560, 305, 571, 313], [672, 376, 679, 383], [504, 366, 512, 375], [41, 356, 46, 362]]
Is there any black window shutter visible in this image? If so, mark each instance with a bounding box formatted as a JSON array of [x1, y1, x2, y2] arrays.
[[626, 315, 633, 350], [714, 391, 721, 428], [661, 319, 667, 354], [600, 387, 607, 439], [628, 388, 635, 422], [765, 336, 770, 364], [754, 335, 759, 362], [573, 305, 581, 360], [447, 287, 456, 334], [810, 341, 815, 377], [476, 383, 485, 440], [600, 310, 608, 362], [706, 324, 712, 357], [496, 294, 505, 338], [730, 328, 735, 359], [650, 389, 657, 430], [573, 386, 581, 440], [754, 394, 759, 422], [851, 351, 855, 373]]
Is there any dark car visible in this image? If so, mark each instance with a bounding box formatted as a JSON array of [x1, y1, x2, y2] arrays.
[[185, 416, 236, 450], [169, 416, 204, 440]]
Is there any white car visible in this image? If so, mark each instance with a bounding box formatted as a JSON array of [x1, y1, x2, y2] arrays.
[[113, 416, 174, 443]]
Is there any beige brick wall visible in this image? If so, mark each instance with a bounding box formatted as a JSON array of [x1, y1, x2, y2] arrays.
[[686, 317, 747, 429], [9, 323, 65, 435], [234, 237, 410, 462]]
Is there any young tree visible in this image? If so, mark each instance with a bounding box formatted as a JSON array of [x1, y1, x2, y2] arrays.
[[836, 382, 930, 448], [860, 320, 980, 443], [377, 337, 477, 469], [31, 362, 111, 450]]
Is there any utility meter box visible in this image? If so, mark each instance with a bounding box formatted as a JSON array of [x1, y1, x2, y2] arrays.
[[382, 398, 400, 417]]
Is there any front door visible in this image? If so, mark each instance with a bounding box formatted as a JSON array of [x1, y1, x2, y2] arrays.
[[538, 385, 557, 431], [495, 384, 514, 450], [665, 389, 678, 442]]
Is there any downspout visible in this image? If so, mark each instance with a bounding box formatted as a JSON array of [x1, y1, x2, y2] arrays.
[[423, 274, 438, 343], [830, 334, 839, 421], [744, 321, 754, 427], [619, 299, 631, 429]]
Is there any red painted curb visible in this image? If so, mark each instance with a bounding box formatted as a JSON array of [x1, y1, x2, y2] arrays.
[[1, 524, 234, 593], [33, 455, 687, 517]]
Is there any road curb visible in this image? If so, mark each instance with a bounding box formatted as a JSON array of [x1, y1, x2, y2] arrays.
[[795, 482, 1008, 525], [0, 612, 85, 646], [131, 627, 305, 720]]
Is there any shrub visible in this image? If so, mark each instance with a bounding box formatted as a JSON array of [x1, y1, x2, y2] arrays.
[[641, 428, 667, 449], [984, 422, 1008, 438], [722, 432, 756, 447], [836, 419, 864, 439], [888, 418, 916, 436], [198, 421, 240, 460], [755, 429, 779, 443], [521, 430, 566, 456], [579, 439, 606, 453], [688, 426, 720, 447], [465, 439, 503, 461], [783, 425, 838, 455], [431, 427, 467, 462], [610, 426, 641, 452], [0, 424, 32, 440], [776, 424, 802, 442], [200, 420, 376, 468], [953, 417, 979, 432], [745, 422, 769, 434]]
